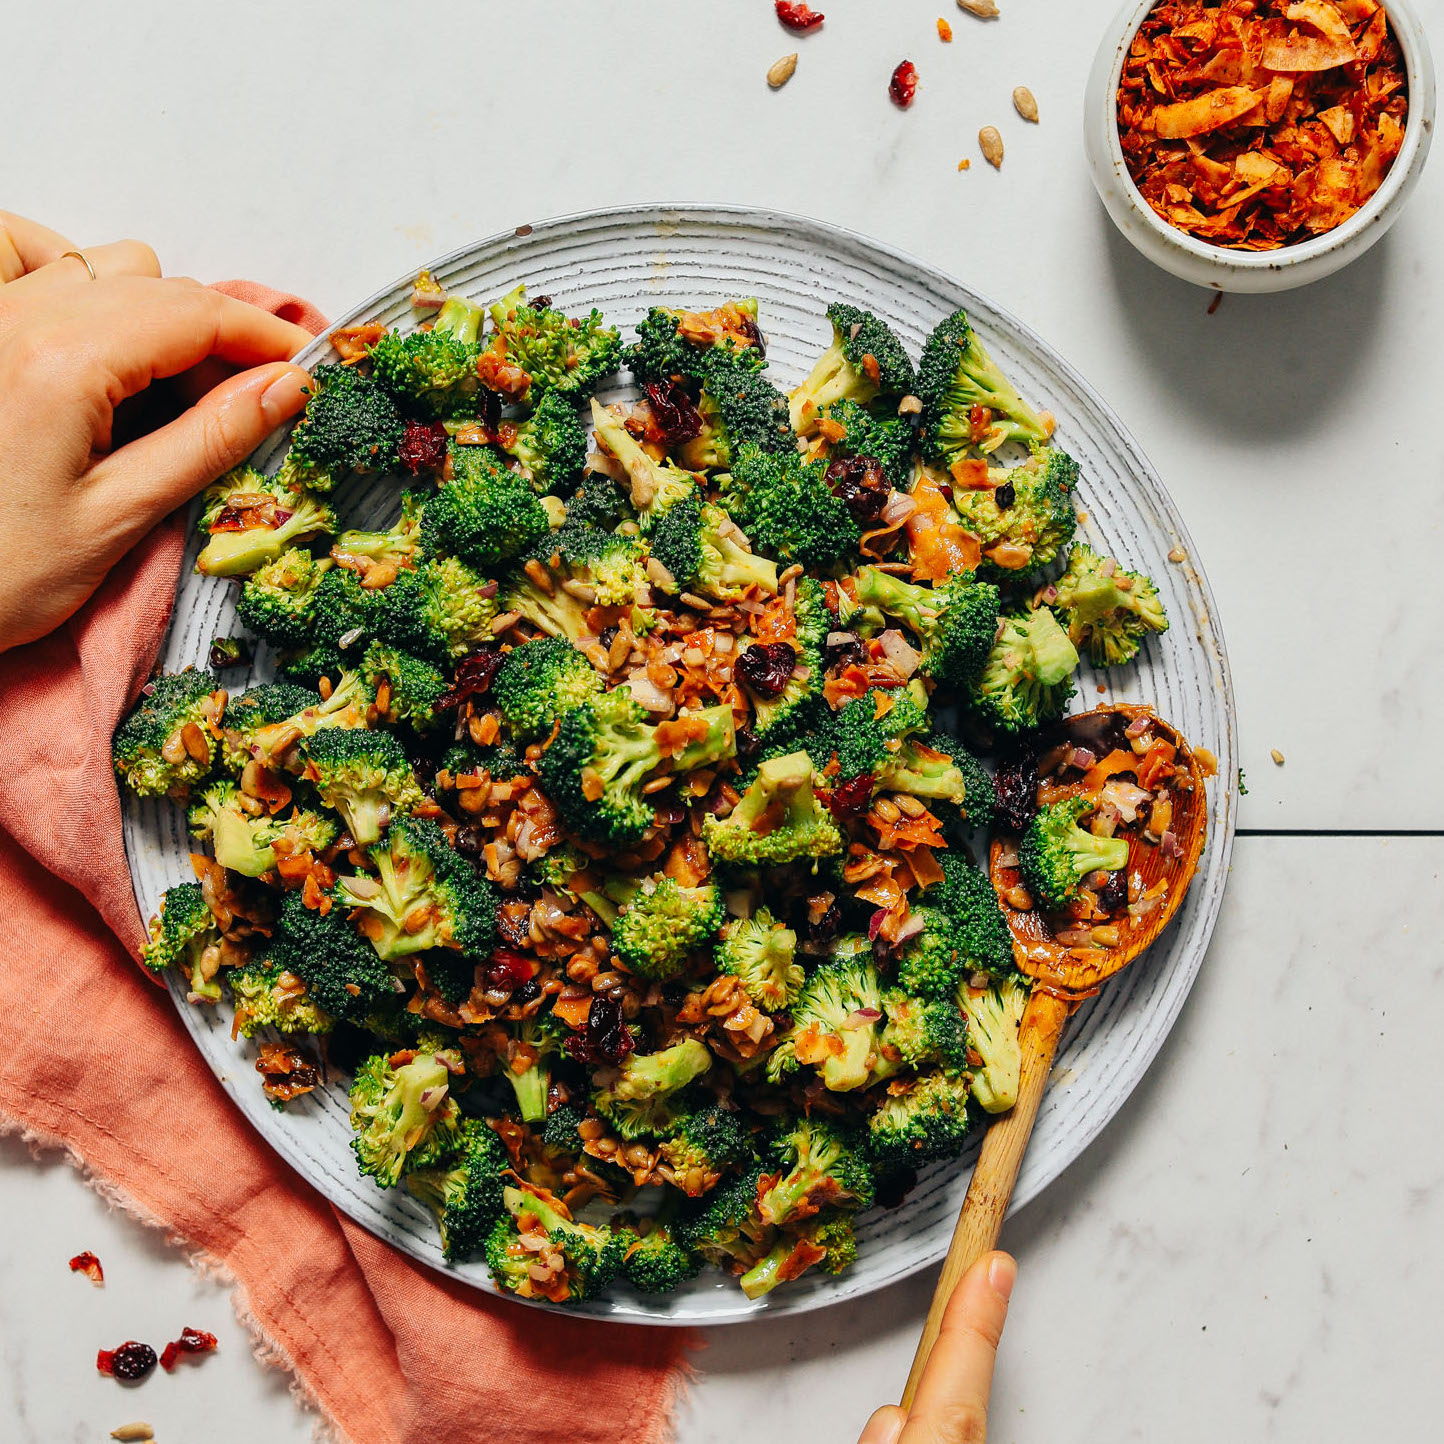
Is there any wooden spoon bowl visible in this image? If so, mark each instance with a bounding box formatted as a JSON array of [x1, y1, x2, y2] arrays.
[[901, 703, 1213, 1406]]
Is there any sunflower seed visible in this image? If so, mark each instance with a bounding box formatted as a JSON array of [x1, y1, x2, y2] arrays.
[[768, 53, 798, 89]]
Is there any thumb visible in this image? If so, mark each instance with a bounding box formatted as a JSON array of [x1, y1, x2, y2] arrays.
[[88, 360, 312, 514]]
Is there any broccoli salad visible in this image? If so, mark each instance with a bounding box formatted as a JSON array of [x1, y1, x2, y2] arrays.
[[116, 280, 1173, 1305]]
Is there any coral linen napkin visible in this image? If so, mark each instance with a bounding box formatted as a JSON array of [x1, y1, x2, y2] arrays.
[[0, 281, 691, 1444]]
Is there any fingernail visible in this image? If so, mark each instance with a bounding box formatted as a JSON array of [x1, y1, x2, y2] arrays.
[[857, 1408, 905, 1444], [259, 365, 313, 425], [988, 1252, 1017, 1303]]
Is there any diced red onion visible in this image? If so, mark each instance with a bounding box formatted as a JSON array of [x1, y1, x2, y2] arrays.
[[1161, 830, 1182, 859], [625, 673, 673, 714], [867, 909, 887, 940], [477, 580, 499, 599], [411, 286, 446, 310], [1125, 715, 1151, 738], [996, 847, 1019, 868], [880, 491, 917, 526], [877, 629, 921, 677], [846, 1007, 883, 1027], [895, 911, 927, 942], [1071, 746, 1097, 770]]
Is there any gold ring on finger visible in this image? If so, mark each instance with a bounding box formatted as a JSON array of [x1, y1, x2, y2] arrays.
[[60, 249, 97, 280]]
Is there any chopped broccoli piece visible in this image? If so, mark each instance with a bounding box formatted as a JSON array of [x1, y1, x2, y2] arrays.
[[405, 1117, 510, 1261], [619, 1210, 703, 1294], [715, 908, 803, 1012], [676, 1166, 775, 1276], [880, 989, 969, 1075], [1054, 543, 1169, 667], [893, 908, 967, 999], [658, 1100, 753, 1189], [772, 956, 896, 1093], [867, 1070, 976, 1171], [337, 814, 497, 960], [758, 1119, 875, 1227], [187, 782, 336, 876], [485, 1183, 626, 1302], [675, 353, 795, 471], [611, 877, 725, 981], [588, 398, 701, 529], [649, 496, 779, 601], [501, 1008, 567, 1124], [950, 448, 1079, 581], [220, 672, 371, 773], [113, 669, 223, 798], [492, 635, 603, 740], [702, 751, 843, 868], [814, 399, 915, 489], [626, 301, 766, 386], [563, 472, 632, 529], [722, 443, 860, 571], [852, 568, 1001, 689], [486, 284, 623, 402], [348, 1049, 463, 1187], [236, 548, 334, 650], [592, 1038, 714, 1140], [925, 848, 1018, 982], [971, 607, 1079, 736], [229, 960, 333, 1038], [918, 307, 1052, 462], [279, 363, 404, 487], [368, 295, 484, 417], [377, 554, 499, 663], [958, 975, 1030, 1113], [140, 882, 225, 1002], [270, 888, 394, 1022], [533, 521, 650, 607], [359, 641, 449, 731], [420, 445, 550, 570], [789, 302, 916, 433], [829, 682, 930, 781], [1019, 795, 1130, 910], [541, 691, 736, 847], [329, 492, 426, 584], [739, 1211, 857, 1299], [300, 726, 421, 845], [499, 388, 589, 492]]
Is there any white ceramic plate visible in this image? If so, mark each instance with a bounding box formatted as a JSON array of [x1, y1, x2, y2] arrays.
[[121, 204, 1237, 1323]]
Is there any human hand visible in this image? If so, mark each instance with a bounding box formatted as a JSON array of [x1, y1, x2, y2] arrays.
[[858, 1252, 1016, 1444], [0, 211, 316, 653]]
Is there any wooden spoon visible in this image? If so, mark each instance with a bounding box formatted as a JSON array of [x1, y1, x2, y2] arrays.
[[901, 703, 1212, 1407]]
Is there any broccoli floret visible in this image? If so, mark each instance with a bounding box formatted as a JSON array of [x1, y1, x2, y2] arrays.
[[420, 445, 550, 570], [867, 1070, 976, 1171], [498, 388, 589, 492], [829, 682, 930, 781], [485, 1183, 627, 1302], [359, 641, 448, 731], [378, 555, 499, 663], [348, 1049, 463, 1187], [337, 814, 497, 960], [236, 549, 334, 650], [958, 975, 1030, 1114], [951, 448, 1079, 580], [734, 632, 823, 750], [441, 736, 529, 787], [563, 472, 633, 528], [405, 1116, 509, 1262], [773, 956, 896, 1093], [329, 492, 426, 585], [187, 782, 337, 876], [497, 1008, 566, 1124], [619, 1210, 703, 1294], [676, 1166, 775, 1276], [722, 444, 859, 571], [675, 354, 795, 471], [715, 908, 803, 1012], [535, 522, 650, 607], [971, 606, 1079, 736], [758, 1119, 875, 1227], [1054, 543, 1169, 667], [541, 691, 736, 847], [789, 303, 916, 434], [229, 960, 333, 1038], [491, 635, 603, 740], [814, 400, 915, 489], [1019, 795, 1130, 910], [880, 989, 969, 1075], [113, 669, 223, 798], [221, 672, 371, 772], [649, 496, 779, 601], [281, 566, 388, 681], [368, 295, 485, 417], [927, 848, 1018, 982], [894, 908, 966, 999], [627, 301, 766, 386], [195, 468, 335, 578], [279, 363, 404, 488], [592, 1038, 714, 1140], [611, 877, 724, 981], [852, 568, 1001, 689], [588, 399, 701, 529], [739, 1211, 857, 1300], [497, 567, 592, 643], [701, 751, 842, 869], [270, 888, 394, 1022], [300, 726, 421, 845], [884, 733, 993, 826], [139, 882, 225, 1002], [486, 284, 622, 402], [918, 308, 1053, 462], [658, 1100, 753, 1189]]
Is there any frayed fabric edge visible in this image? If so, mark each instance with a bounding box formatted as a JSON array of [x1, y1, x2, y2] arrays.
[[0, 1112, 353, 1444], [635, 1351, 699, 1444]]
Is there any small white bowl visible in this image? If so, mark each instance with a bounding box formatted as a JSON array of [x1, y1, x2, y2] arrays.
[[1083, 0, 1436, 292]]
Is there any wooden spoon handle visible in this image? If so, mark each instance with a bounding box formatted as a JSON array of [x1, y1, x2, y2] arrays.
[[900, 988, 1072, 1409]]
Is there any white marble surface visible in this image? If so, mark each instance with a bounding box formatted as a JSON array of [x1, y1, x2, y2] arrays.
[[4, 837, 1442, 1442], [3, 0, 1442, 1438]]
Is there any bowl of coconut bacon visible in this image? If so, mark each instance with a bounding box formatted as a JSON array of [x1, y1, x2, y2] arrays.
[[1083, 0, 1434, 291]]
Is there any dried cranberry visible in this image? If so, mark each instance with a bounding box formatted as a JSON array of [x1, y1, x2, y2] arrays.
[[1095, 870, 1129, 915], [208, 635, 252, 670], [825, 456, 889, 524], [485, 949, 536, 990], [776, 1, 824, 31], [514, 978, 542, 1006], [565, 994, 635, 1066], [452, 824, 486, 859], [598, 625, 620, 651], [531, 294, 553, 310], [736, 641, 798, 699], [735, 315, 766, 356], [68, 1251, 104, 1284], [825, 772, 874, 823], [993, 744, 1042, 834], [159, 1326, 218, 1372], [874, 1165, 918, 1209], [889, 60, 918, 108], [475, 386, 502, 431], [643, 380, 704, 445], [993, 481, 1016, 510], [805, 896, 843, 942], [97, 1341, 157, 1382], [397, 417, 449, 474], [734, 725, 763, 766], [437, 645, 505, 710], [823, 631, 867, 671]]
